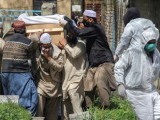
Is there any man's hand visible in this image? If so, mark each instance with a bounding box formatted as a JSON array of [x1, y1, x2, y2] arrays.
[[118, 84, 126, 99], [58, 39, 67, 48], [41, 51, 52, 61]]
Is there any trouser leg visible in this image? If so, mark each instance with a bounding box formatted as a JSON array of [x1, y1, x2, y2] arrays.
[[153, 92, 160, 120], [36, 94, 45, 117], [62, 98, 73, 120], [44, 97, 60, 120], [84, 67, 97, 108], [85, 87, 97, 108], [96, 80, 110, 108], [68, 89, 83, 113], [94, 63, 116, 108]]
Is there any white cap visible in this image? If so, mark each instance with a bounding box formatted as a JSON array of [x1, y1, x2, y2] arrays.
[[83, 10, 96, 18], [40, 33, 52, 44]]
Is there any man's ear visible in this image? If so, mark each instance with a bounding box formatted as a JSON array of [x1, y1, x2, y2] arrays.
[[88, 18, 93, 23]]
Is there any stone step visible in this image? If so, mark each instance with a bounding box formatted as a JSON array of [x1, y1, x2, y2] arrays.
[[69, 111, 90, 120], [32, 117, 45, 120], [0, 95, 19, 103]]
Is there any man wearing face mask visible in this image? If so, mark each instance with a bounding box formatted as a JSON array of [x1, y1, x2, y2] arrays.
[[114, 27, 160, 119], [114, 7, 159, 61], [60, 10, 117, 108]]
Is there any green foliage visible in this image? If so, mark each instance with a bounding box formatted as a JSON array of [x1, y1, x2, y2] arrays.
[[89, 95, 136, 120], [0, 102, 32, 120]]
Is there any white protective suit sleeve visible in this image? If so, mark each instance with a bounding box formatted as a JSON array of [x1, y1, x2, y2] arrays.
[[152, 49, 160, 80], [114, 50, 132, 85], [115, 23, 134, 56]]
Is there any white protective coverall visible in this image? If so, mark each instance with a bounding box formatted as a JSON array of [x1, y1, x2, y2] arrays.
[[115, 18, 159, 57], [114, 29, 160, 119]]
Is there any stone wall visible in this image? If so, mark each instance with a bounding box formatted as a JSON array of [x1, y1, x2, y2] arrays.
[[33, 0, 71, 17], [102, 0, 129, 53], [102, 0, 116, 52], [115, 0, 127, 45], [0, 0, 33, 10], [41, 2, 57, 15], [57, 0, 71, 17]]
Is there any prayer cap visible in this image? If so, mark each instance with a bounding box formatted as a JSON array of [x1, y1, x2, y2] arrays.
[[12, 20, 25, 30], [83, 10, 96, 18], [40, 33, 52, 44]]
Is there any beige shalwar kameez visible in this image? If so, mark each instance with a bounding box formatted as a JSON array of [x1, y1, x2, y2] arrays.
[[62, 39, 88, 120], [36, 44, 65, 120], [84, 62, 117, 108]]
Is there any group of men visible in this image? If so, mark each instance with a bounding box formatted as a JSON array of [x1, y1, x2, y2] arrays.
[[0, 9, 117, 120], [0, 7, 160, 120]]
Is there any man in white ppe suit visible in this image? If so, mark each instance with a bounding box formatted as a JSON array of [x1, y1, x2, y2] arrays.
[[114, 26, 160, 119], [114, 7, 159, 61]]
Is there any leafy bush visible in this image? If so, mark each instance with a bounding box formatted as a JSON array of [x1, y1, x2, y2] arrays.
[[0, 102, 32, 120], [89, 95, 136, 120]]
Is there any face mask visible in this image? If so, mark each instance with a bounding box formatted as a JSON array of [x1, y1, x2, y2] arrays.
[[82, 19, 90, 27], [144, 43, 156, 52], [82, 19, 95, 27]]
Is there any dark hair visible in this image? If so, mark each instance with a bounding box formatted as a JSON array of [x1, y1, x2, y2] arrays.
[[64, 26, 77, 45], [87, 16, 97, 23], [14, 29, 26, 34], [123, 7, 141, 26]]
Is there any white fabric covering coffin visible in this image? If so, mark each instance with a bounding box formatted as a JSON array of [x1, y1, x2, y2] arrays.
[[18, 13, 64, 24]]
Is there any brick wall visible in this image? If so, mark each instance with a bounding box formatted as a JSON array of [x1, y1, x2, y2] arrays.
[[102, 0, 129, 53], [85, 0, 102, 23], [102, 0, 115, 52]]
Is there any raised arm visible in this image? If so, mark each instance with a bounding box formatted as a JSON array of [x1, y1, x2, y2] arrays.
[[48, 50, 65, 72], [61, 16, 98, 39], [64, 39, 86, 59]]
